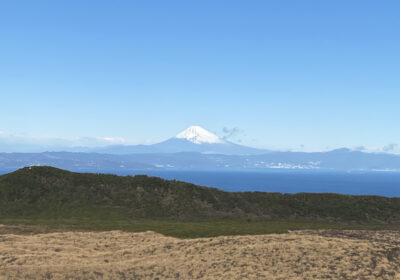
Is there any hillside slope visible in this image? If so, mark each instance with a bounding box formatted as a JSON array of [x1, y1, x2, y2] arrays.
[[0, 166, 399, 223]]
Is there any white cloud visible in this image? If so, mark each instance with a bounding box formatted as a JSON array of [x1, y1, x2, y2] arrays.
[[0, 131, 139, 149], [348, 144, 400, 155], [382, 143, 398, 153], [102, 137, 126, 144]]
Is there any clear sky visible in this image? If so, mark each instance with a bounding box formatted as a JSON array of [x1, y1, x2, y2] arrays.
[[1, 0, 399, 153]]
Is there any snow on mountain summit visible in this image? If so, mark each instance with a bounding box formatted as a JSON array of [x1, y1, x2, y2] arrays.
[[175, 126, 224, 144]]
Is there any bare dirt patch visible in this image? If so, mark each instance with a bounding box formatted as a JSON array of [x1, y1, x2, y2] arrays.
[[1, 228, 400, 279]]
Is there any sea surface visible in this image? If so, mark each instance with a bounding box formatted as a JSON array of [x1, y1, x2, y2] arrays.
[[1, 168, 400, 197]]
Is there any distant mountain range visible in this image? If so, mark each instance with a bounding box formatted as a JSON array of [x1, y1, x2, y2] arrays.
[[1, 126, 400, 172], [92, 126, 267, 155], [1, 148, 400, 173]]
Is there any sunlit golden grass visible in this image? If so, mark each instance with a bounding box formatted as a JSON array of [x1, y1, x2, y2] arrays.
[[1, 227, 399, 279]]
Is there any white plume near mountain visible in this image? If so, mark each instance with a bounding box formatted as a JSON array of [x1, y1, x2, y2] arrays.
[[175, 126, 224, 144]]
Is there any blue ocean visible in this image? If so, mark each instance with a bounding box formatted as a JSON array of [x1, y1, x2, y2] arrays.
[[121, 170, 400, 197], [2, 169, 400, 197]]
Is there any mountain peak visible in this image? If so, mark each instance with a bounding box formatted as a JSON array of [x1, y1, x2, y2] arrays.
[[175, 126, 224, 144]]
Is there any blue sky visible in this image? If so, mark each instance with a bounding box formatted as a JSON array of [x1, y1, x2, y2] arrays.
[[1, 0, 399, 153]]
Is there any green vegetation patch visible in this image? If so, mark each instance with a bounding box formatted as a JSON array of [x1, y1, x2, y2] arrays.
[[0, 166, 399, 237]]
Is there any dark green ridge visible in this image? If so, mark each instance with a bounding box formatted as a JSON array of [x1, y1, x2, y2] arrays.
[[0, 166, 399, 237]]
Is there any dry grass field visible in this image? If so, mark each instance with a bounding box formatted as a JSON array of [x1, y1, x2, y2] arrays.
[[1, 226, 400, 279]]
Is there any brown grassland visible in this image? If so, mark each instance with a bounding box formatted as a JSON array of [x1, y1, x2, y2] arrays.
[[1, 225, 400, 279]]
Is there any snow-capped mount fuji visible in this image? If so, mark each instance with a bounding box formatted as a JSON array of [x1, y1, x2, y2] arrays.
[[93, 126, 268, 155], [175, 126, 224, 144]]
